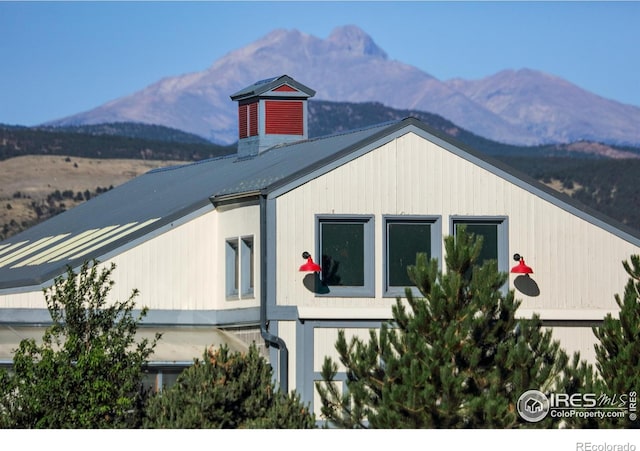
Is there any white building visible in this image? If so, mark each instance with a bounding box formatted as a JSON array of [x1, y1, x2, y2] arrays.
[[1, 75, 638, 412]]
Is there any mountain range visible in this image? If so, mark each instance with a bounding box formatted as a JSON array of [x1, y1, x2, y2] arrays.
[[47, 25, 640, 147]]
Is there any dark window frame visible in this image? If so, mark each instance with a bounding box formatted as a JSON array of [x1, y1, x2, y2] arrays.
[[383, 215, 442, 297], [315, 215, 375, 297]]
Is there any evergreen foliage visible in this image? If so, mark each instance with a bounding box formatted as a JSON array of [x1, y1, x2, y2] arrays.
[[592, 255, 640, 428], [143, 344, 315, 429], [317, 227, 578, 428], [0, 260, 159, 428], [501, 156, 640, 232], [0, 123, 234, 161]]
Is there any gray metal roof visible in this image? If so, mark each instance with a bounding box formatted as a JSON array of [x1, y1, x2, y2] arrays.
[[0, 117, 639, 290], [0, 120, 393, 289], [229, 74, 316, 101]]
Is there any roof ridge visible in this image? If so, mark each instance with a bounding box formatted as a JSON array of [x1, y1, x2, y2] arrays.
[[258, 119, 403, 156], [146, 153, 236, 174]]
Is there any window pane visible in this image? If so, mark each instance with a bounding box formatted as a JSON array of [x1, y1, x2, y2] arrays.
[[460, 223, 498, 265], [388, 223, 431, 287], [226, 239, 239, 296], [241, 237, 254, 295], [161, 370, 183, 390], [321, 222, 364, 286], [142, 371, 159, 393], [248, 240, 254, 289]]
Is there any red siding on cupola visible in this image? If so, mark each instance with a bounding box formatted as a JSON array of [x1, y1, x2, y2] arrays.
[[231, 76, 315, 156], [265, 100, 303, 135], [273, 84, 298, 92]]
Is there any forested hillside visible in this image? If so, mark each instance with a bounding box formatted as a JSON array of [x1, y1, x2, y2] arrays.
[[499, 156, 640, 232], [308, 100, 640, 159], [0, 123, 234, 161], [1, 107, 640, 241]]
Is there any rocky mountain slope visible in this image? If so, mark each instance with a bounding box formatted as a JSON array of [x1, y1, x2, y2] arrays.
[[47, 26, 640, 147]]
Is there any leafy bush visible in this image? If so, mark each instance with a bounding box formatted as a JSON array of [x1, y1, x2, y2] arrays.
[[0, 260, 159, 428]]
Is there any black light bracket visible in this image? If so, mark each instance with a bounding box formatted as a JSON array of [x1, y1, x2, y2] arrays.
[[513, 253, 522, 262], [302, 251, 311, 259]]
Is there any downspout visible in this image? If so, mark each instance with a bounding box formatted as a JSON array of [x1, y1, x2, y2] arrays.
[[259, 193, 289, 392]]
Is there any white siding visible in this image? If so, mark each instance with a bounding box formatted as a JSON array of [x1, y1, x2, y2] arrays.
[[312, 326, 378, 416], [213, 202, 261, 310], [107, 210, 219, 310], [313, 327, 373, 372], [275, 132, 640, 319], [0, 291, 46, 309], [548, 326, 599, 364], [308, 323, 600, 417], [0, 203, 261, 313]]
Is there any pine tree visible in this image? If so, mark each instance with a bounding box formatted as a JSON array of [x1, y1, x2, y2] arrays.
[[317, 227, 576, 428], [0, 260, 159, 428], [592, 254, 640, 428], [143, 343, 316, 428]]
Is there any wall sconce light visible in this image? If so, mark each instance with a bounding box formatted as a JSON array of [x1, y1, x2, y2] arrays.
[[510, 253, 533, 275], [299, 251, 321, 272]]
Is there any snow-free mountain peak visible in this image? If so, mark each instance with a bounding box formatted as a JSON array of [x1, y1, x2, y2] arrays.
[[326, 25, 388, 59], [47, 25, 640, 147]]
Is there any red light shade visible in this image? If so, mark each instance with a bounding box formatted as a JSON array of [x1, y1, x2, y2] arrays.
[[299, 252, 321, 272], [511, 253, 533, 274]]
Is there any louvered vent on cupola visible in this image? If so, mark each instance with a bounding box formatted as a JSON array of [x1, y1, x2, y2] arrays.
[[230, 75, 316, 157]]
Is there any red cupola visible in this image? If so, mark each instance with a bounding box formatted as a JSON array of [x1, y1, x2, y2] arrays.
[[230, 75, 316, 157]]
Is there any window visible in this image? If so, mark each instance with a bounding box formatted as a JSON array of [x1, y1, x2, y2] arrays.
[[226, 239, 239, 297], [226, 235, 255, 299], [241, 237, 254, 296], [143, 367, 188, 393], [451, 218, 508, 273], [384, 216, 441, 296], [317, 216, 374, 296]]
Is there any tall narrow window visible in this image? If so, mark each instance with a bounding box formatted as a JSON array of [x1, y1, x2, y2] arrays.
[[226, 239, 239, 297], [241, 236, 254, 296], [317, 216, 374, 296], [384, 216, 441, 296], [226, 235, 255, 300]]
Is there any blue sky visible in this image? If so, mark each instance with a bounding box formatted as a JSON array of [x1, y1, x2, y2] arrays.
[[1, 1, 639, 126]]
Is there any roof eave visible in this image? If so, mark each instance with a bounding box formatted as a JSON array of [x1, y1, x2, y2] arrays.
[[230, 75, 316, 101], [210, 190, 264, 208]]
